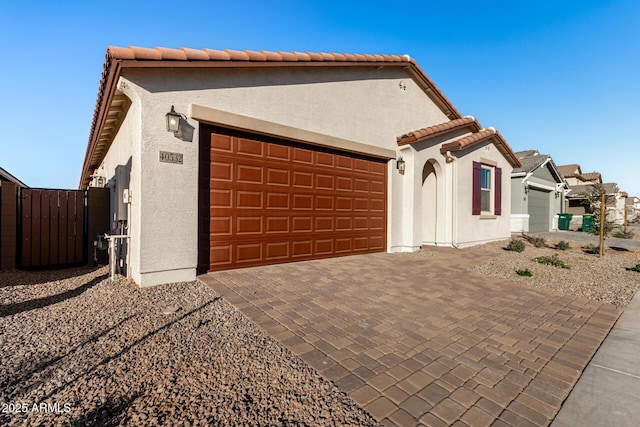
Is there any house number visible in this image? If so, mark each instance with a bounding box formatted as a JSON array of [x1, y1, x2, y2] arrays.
[[159, 151, 183, 164]]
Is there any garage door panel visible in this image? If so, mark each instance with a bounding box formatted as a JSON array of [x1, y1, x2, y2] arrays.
[[266, 192, 289, 209], [211, 217, 232, 235], [292, 241, 313, 257], [211, 245, 233, 265], [292, 194, 313, 210], [237, 138, 264, 157], [236, 164, 263, 184], [211, 134, 233, 152], [236, 217, 262, 235], [292, 217, 313, 232], [315, 196, 334, 210], [336, 176, 353, 191], [199, 126, 387, 272], [266, 168, 290, 186], [266, 242, 289, 259], [211, 162, 233, 181], [237, 243, 262, 263], [315, 239, 333, 254], [267, 144, 290, 161], [266, 217, 289, 233], [292, 171, 313, 188], [293, 148, 313, 164], [315, 152, 335, 167], [211, 189, 232, 208]]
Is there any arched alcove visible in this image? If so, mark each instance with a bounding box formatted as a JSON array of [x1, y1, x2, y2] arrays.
[[421, 160, 438, 245]]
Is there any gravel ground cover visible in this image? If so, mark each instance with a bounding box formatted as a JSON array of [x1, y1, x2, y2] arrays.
[[470, 235, 640, 307], [0, 266, 378, 426]]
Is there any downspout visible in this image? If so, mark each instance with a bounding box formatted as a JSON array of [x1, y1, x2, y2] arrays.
[[445, 151, 459, 248]]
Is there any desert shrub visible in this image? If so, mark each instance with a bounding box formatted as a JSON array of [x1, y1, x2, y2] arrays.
[[612, 230, 635, 239], [628, 264, 640, 272], [535, 254, 570, 269], [516, 269, 533, 277], [522, 233, 546, 248], [582, 244, 600, 254], [556, 240, 571, 251], [506, 238, 526, 253], [530, 236, 546, 248]]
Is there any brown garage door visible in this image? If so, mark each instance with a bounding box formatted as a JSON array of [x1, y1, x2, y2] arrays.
[[198, 125, 387, 272]]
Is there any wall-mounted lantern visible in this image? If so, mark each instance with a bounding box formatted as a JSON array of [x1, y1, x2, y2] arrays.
[[166, 105, 181, 132], [396, 157, 406, 174]]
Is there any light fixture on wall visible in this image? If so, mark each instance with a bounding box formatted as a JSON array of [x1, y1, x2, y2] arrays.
[[166, 105, 181, 132], [396, 157, 406, 174]]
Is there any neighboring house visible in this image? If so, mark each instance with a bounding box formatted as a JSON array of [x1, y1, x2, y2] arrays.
[[557, 164, 602, 186], [510, 150, 568, 233], [558, 163, 627, 225], [565, 182, 626, 225], [0, 166, 28, 188], [79, 46, 521, 287]]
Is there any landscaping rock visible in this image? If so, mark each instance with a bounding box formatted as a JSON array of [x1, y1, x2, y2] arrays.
[[0, 266, 379, 426]]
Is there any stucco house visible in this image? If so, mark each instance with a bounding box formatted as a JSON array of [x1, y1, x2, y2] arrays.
[[510, 150, 567, 233], [79, 46, 521, 286]]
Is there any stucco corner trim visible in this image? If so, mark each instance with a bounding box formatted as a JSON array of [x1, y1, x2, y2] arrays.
[[189, 104, 396, 160]]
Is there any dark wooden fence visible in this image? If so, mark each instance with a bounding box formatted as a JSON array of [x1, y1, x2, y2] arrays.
[[0, 186, 110, 270]]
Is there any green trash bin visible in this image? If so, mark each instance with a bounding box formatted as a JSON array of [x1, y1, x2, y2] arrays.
[[558, 213, 573, 230], [582, 214, 595, 233]]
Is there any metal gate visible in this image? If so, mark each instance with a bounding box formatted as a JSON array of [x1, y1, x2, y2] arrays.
[[19, 188, 86, 267]]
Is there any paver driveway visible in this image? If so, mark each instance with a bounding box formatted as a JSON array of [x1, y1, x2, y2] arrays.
[[200, 246, 621, 426]]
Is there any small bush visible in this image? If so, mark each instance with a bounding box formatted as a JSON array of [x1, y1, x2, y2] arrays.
[[582, 244, 600, 254], [612, 230, 635, 239], [522, 233, 546, 248], [535, 254, 570, 269], [530, 236, 546, 248], [506, 238, 526, 253], [628, 264, 640, 272], [556, 240, 571, 251], [516, 268, 533, 277]]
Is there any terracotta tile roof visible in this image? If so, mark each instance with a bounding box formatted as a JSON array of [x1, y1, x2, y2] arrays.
[[557, 164, 582, 178], [107, 46, 412, 63], [80, 46, 464, 187], [440, 128, 522, 168], [397, 116, 480, 146]]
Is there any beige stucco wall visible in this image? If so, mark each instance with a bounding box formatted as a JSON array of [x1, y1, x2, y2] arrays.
[[122, 67, 449, 151], [453, 142, 513, 247], [95, 84, 142, 280], [104, 65, 453, 285]]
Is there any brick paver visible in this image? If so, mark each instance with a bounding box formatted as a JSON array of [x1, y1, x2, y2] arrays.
[[200, 246, 622, 426]]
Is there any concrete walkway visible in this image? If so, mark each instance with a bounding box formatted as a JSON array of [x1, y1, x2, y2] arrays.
[[552, 290, 640, 427], [200, 247, 622, 426]]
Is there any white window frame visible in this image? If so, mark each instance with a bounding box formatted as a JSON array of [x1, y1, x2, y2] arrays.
[[481, 165, 494, 214]]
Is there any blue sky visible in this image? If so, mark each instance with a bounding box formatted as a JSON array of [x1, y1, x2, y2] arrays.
[[1, 0, 638, 196]]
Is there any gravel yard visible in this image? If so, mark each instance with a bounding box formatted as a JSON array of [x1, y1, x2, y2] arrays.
[[0, 266, 378, 426], [470, 235, 640, 307]]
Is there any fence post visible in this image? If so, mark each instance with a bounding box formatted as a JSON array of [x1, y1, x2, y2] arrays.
[[1, 183, 18, 270]]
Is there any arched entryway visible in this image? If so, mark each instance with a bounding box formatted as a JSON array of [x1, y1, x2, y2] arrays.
[[421, 160, 439, 245]]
